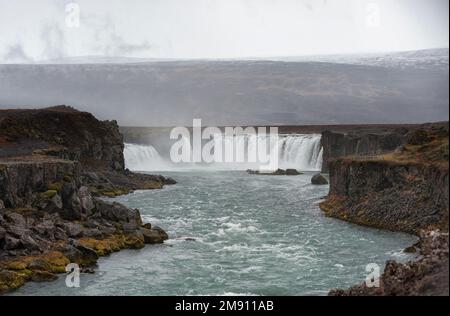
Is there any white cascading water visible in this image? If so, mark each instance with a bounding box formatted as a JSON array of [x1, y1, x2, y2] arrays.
[[278, 134, 323, 171], [124, 134, 323, 172], [124, 143, 167, 171]]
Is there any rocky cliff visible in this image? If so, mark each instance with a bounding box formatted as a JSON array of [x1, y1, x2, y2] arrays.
[[321, 125, 449, 234], [0, 106, 124, 171], [321, 159, 448, 234], [0, 106, 173, 293], [0, 155, 169, 293], [321, 129, 408, 173], [322, 124, 449, 295], [0, 106, 176, 196]]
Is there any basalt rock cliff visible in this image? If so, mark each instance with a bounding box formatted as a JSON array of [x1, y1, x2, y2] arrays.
[[0, 106, 124, 170], [0, 106, 176, 196], [322, 124, 449, 295], [321, 128, 409, 173], [0, 106, 173, 293]]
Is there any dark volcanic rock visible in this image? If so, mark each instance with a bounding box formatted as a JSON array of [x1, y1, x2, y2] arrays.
[[321, 130, 408, 173], [0, 158, 80, 209], [94, 199, 142, 227], [4, 235, 21, 250], [246, 169, 302, 176], [141, 228, 168, 244], [330, 231, 449, 296], [30, 271, 58, 282], [59, 243, 99, 267], [311, 174, 328, 185], [0, 106, 125, 171], [285, 169, 301, 176], [0, 107, 174, 293], [322, 127, 449, 296], [320, 159, 449, 234]]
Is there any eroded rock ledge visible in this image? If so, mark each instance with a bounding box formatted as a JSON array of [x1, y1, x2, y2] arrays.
[[322, 125, 449, 295], [0, 106, 173, 294], [0, 157, 168, 293], [330, 230, 449, 296]]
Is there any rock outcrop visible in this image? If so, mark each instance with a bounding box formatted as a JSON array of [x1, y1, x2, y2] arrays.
[[330, 230, 449, 296], [320, 159, 448, 234], [0, 106, 176, 197], [0, 106, 124, 171], [246, 169, 303, 176], [320, 125, 449, 235], [311, 174, 328, 185], [321, 125, 449, 295], [321, 129, 408, 173], [0, 106, 172, 294], [0, 154, 169, 293]]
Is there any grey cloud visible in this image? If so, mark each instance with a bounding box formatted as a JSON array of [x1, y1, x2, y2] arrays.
[[40, 22, 66, 60], [3, 44, 34, 63], [86, 14, 152, 57]]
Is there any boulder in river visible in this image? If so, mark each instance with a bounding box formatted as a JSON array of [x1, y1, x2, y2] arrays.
[[286, 169, 302, 176], [247, 168, 302, 176], [311, 174, 329, 185]]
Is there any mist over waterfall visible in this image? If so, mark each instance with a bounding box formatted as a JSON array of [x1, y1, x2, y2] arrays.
[[124, 143, 168, 171], [279, 134, 323, 171], [124, 134, 323, 172]]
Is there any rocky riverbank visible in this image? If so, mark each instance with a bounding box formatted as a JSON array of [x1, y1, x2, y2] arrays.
[[321, 124, 449, 295], [0, 106, 174, 293]]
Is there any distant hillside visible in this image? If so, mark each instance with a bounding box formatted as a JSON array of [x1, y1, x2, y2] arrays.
[[0, 49, 448, 126]]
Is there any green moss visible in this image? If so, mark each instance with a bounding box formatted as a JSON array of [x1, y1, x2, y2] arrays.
[[0, 270, 28, 293], [40, 190, 58, 199], [96, 188, 132, 198], [63, 174, 73, 182], [47, 181, 63, 192]]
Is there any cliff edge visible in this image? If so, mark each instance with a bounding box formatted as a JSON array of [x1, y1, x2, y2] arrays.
[[321, 124, 449, 296], [0, 106, 173, 293]]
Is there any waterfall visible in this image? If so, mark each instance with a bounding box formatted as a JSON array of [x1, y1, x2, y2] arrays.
[[123, 134, 323, 172], [278, 134, 323, 171], [208, 134, 323, 171], [124, 143, 167, 171]]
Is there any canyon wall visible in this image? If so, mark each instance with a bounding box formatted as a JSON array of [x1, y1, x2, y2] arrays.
[[321, 159, 449, 234], [320, 129, 408, 173], [0, 106, 124, 171], [322, 124, 449, 296], [0, 106, 172, 293]]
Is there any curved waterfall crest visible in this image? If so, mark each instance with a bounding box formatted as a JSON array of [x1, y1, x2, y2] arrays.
[[124, 134, 323, 171]]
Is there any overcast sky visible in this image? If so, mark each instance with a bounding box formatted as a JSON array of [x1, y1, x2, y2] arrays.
[[0, 0, 448, 63]]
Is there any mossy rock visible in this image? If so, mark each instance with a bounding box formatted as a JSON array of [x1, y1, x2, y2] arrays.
[[124, 234, 145, 249], [0, 270, 29, 293], [40, 190, 58, 199], [3, 252, 69, 275], [47, 181, 64, 192], [30, 271, 58, 282], [142, 182, 163, 190], [42, 251, 71, 273], [79, 236, 126, 256], [63, 174, 73, 183], [98, 188, 132, 198]]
